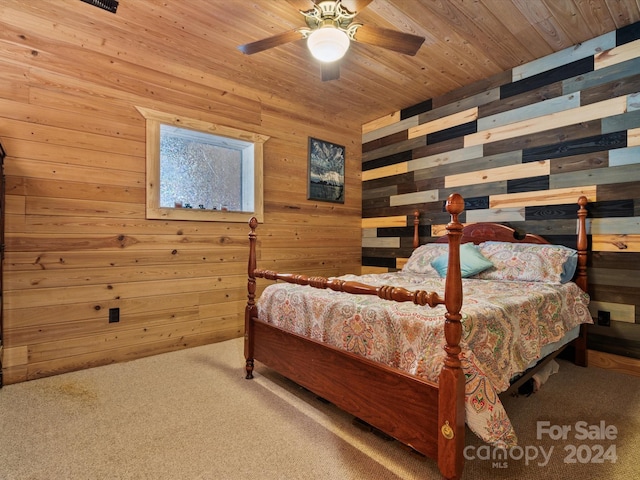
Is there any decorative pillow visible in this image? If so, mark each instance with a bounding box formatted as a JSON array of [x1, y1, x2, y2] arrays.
[[402, 243, 449, 275], [431, 242, 494, 278], [475, 241, 578, 283]]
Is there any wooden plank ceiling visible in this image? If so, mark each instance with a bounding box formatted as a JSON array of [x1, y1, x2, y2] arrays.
[[16, 0, 640, 127]]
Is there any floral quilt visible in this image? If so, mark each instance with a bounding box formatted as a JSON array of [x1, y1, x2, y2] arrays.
[[256, 271, 593, 447]]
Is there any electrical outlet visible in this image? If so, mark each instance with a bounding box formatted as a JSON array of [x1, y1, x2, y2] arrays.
[[109, 307, 120, 323], [597, 310, 610, 327]]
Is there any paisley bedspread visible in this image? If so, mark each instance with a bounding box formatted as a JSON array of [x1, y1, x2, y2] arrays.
[[256, 271, 593, 447]]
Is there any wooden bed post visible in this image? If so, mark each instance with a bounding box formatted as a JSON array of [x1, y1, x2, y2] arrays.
[[438, 193, 466, 480], [574, 196, 589, 367], [413, 210, 420, 249], [245, 216, 259, 379]]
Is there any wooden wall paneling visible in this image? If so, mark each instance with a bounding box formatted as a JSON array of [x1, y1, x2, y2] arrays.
[[362, 130, 409, 153], [550, 152, 609, 174], [522, 131, 626, 163], [439, 181, 509, 201], [400, 99, 433, 120], [361, 21, 640, 359], [590, 267, 640, 287], [362, 111, 401, 135], [507, 175, 550, 193], [0, 4, 363, 384], [389, 190, 439, 207], [362, 116, 417, 144], [411, 137, 466, 159], [362, 196, 391, 213], [592, 234, 640, 252], [594, 39, 640, 70], [465, 96, 627, 148], [412, 176, 445, 194], [361, 216, 408, 229], [426, 121, 477, 145], [586, 199, 636, 219], [478, 82, 565, 119], [363, 171, 414, 194], [445, 160, 550, 188], [5, 157, 144, 188], [362, 236, 401, 249], [362, 185, 398, 200], [363, 150, 413, 171], [484, 121, 603, 157], [579, 73, 640, 106], [610, 146, 640, 166], [362, 137, 426, 163], [490, 186, 597, 208], [4, 292, 203, 329], [0, 118, 145, 158], [465, 208, 525, 223], [552, 164, 640, 189], [4, 275, 243, 311], [408, 107, 479, 139], [408, 145, 484, 172], [602, 109, 640, 133], [590, 282, 640, 307], [477, 92, 580, 130], [588, 300, 635, 323], [563, 56, 640, 95], [362, 162, 409, 182], [0, 97, 145, 142], [512, 31, 615, 80], [501, 57, 595, 99], [7, 176, 145, 205], [430, 70, 511, 109]]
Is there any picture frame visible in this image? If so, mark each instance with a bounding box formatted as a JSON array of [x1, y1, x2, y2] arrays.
[[307, 137, 345, 203]]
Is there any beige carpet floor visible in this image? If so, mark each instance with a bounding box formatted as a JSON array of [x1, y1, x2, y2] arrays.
[[0, 338, 638, 479]]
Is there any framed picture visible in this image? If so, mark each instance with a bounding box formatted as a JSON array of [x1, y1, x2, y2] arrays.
[[307, 137, 345, 203]]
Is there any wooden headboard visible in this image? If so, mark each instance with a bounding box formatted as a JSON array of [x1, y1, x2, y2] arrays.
[[412, 196, 589, 293], [434, 222, 550, 245]]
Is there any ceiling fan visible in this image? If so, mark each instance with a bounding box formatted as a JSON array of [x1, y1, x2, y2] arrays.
[[237, 0, 425, 81]]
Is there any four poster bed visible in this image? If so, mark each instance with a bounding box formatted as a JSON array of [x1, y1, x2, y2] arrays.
[[244, 193, 591, 480]]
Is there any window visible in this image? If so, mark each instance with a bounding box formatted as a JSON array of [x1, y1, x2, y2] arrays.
[[137, 107, 268, 222]]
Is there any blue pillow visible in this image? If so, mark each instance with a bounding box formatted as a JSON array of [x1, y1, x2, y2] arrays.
[[560, 251, 578, 283], [431, 243, 494, 278]]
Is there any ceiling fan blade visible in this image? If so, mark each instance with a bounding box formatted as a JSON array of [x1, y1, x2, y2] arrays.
[[238, 29, 305, 55], [341, 0, 373, 13], [321, 62, 340, 81], [353, 24, 425, 56]]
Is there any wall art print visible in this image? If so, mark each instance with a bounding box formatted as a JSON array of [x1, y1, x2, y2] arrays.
[[307, 137, 345, 203]]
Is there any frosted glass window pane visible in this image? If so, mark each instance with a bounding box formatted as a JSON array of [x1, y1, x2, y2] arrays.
[[159, 125, 249, 212]]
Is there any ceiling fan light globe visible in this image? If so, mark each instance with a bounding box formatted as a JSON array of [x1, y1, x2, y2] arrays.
[[307, 27, 349, 62]]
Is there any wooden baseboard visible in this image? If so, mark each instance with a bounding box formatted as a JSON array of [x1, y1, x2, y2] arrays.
[[588, 349, 640, 378]]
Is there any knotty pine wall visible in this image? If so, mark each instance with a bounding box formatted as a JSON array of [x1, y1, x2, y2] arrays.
[[362, 22, 640, 359], [0, 4, 362, 384]]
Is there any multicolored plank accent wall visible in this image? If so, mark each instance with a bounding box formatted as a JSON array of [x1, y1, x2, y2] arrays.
[[361, 22, 640, 359]]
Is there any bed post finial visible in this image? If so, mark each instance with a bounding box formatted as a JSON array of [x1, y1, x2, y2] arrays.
[[438, 193, 465, 479], [245, 217, 259, 379]]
